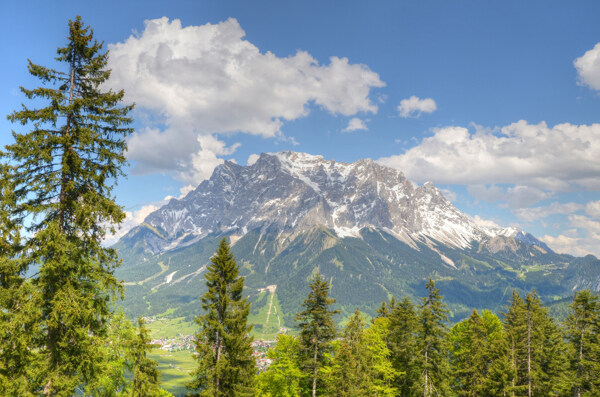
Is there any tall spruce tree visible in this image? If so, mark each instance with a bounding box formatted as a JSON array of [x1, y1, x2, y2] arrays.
[[566, 290, 600, 397], [130, 318, 163, 397], [187, 237, 256, 397], [329, 309, 371, 396], [388, 296, 419, 396], [503, 290, 570, 396], [503, 290, 529, 396], [3, 16, 133, 395], [416, 278, 451, 397], [295, 273, 338, 397], [449, 309, 504, 397]]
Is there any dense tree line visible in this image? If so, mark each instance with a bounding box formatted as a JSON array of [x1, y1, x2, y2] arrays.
[[254, 279, 600, 397]]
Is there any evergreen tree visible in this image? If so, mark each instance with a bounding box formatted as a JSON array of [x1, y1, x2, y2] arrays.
[[449, 309, 504, 396], [3, 16, 133, 395], [295, 273, 338, 397], [329, 309, 371, 396], [0, 169, 41, 396], [130, 317, 163, 397], [503, 290, 528, 396], [363, 315, 399, 396], [187, 237, 256, 396], [566, 290, 600, 397], [388, 296, 419, 396], [503, 290, 570, 396], [416, 278, 451, 397], [256, 334, 303, 397], [85, 310, 136, 397]]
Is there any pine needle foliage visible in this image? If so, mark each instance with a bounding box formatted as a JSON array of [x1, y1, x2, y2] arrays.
[[187, 237, 256, 397], [3, 16, 133, 395], [417, 278, 451, 397], [130, 317, 163, 397], [0, 168, 42, 395], [566, 290, 600, 397], [295, 273, 339, 397]]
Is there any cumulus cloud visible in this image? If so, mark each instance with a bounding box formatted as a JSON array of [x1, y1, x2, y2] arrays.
[[247, 153, 260, 166], [472, 215, 502, 229], [468, 185, 551, 209], [343, 117, 368, 132], [107, 17, 384, 185], [104, 203, 161, 246], [513, 202, 584, 222], [539, 233, 594, 257], [574, 42, 600, 91], [541, 213, 600, 257], [585, 200, 600, 219], [378, 121, 600, 191], [397, 96, 437, 118]]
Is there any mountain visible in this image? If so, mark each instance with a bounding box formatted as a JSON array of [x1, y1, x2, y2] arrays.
[[114, 151, 600, 326]]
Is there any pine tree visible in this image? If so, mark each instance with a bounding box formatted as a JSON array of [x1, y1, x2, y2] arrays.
[[503, 290, 529, 396], [363, 315, 399, 396], [0, 168, 41, 396], [329, 309, 371, 396], [503, 290, 570, 396], [295, 273, 339, 397], [3, 16, 133, 395], [416, 278, 451, 397], [187, 237, 256, 397], [388, 296, 419, 396], [449, 309, 504, 396], [85, 310, 136, 397], [566, 290, 600, 397], [130, 318, 163, 397]]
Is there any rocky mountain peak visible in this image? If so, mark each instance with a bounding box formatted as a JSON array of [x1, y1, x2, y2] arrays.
[[132, 151, 544, 255]]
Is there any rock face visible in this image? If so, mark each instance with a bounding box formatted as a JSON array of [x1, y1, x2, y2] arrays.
[[115, 151, 600, 323], [139, 151, 533, 254]]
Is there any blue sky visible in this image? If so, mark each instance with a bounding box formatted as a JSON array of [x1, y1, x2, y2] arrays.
[[2, 1, 600, 256]]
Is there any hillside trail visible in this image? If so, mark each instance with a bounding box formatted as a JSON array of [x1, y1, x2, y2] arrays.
[[260, 285, 277, 338]]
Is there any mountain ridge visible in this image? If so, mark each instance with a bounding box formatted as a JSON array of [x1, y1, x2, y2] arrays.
[[128, 151, 546, 258], [114, 151, 598, 324]]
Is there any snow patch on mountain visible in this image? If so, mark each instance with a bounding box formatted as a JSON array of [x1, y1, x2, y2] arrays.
[[134, 151, 542, 255]]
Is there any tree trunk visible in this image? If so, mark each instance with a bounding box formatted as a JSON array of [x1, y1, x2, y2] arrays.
[[215, 330, 222, 395], [312, 343, 318, 397], [527, 313, 532, 397], [57, 47, 76, 234], [424, 348, 429, 397]]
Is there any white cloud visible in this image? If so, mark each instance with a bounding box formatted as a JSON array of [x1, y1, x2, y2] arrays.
[[378, 121, 600, 191], [343, 117, 368, 132], [574, 42, 600, 91], [397, 96, 437, 118], [107, 17, 384, 185], [104, 203, 161, 246], [513, 202, 584, 222], [539, 213, 600, 257], [585, 200, 600, 220], [247, 153, 260, 166], [472, 215, 501, 229], [440, 188, 457, 202], [539, 233, 595, 257], [468, 184, 551, 209]]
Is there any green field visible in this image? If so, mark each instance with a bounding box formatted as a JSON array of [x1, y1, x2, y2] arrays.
[[248, 290, 287, 340], [148, 298, 288, 396], [150, 349, 195, 397]]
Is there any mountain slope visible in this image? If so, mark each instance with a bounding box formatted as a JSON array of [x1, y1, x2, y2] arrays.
[[114, 151, 600, 323]]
